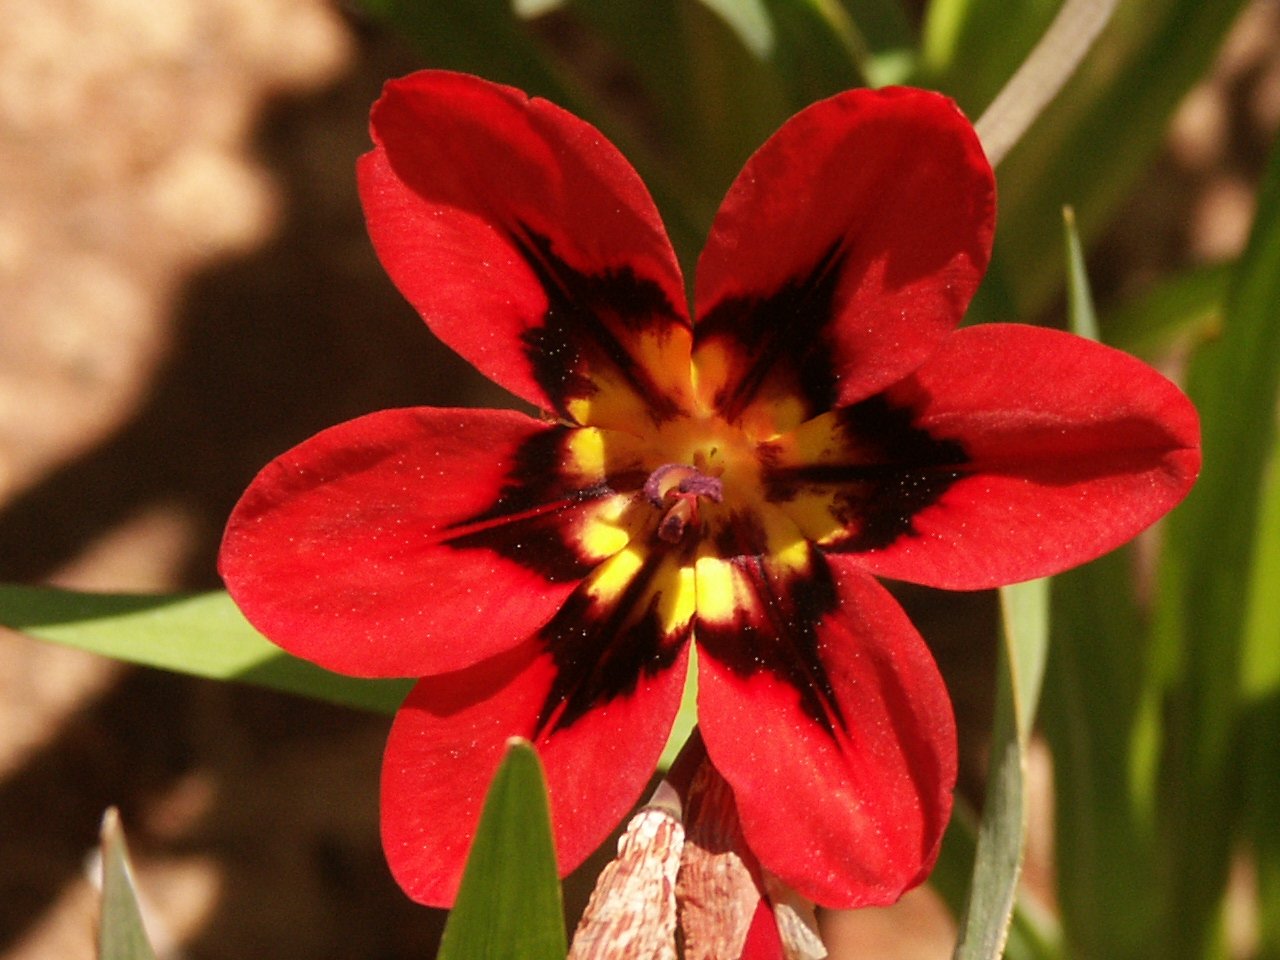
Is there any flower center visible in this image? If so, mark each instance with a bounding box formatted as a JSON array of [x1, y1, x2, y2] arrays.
[[644, 459, 724, 544]]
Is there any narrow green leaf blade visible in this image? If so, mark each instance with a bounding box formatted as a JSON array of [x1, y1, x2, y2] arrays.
[[1001, 578, 1052, 735], [763, 0, 869, 100], [973, 0, 1117, 169], [357, 0, 567, 104], [1040, 198, 1164, 959], [1242, 444, 1280, 702], [0, 585, 412, 713], [921, 0, 1059, 115], [952, 577, 1050, 960], [835, 0, 913, 52], [99, 809, 159, 960], [1153, 127, 1280, 959], [437, 739, 566, 960], [697, 0, 776, 56], [1102, 261, 1228, 357], [1043, 551, 1159, 959], [932, 806, 1061, 960], [558, 0, 778, 268], [659, 645, 699, 770], [1217, 132, 1280, 960], [1245, 443, 1280, 955], [1062, 206, 1099, 341], [989, 0, 1249, 314]]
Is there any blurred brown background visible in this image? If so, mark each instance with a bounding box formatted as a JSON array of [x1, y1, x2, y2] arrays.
[[0, 0, 1277, 957]]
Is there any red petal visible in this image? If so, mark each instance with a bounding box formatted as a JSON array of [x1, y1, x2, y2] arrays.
[[381, 635, 691, 906], [696, 553, 956, 908], [359, 70, 694, 428], [692, 86, 993, 436], [809, 324, 1202, 588], [220, 407, 640, 678], [739, 901, 785, 960]]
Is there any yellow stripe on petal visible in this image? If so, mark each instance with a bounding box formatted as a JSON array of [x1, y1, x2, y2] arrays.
[[694, 502, 814, 627], [756, 410, 862, 544], [564, 426, 611, 479], [693, 551, 746, 626], [587, 544, 648, 605], [535, 533, 695, 735], [778, 491, 847, 546], [569, 541, 696, 647], [572, 494, 640, 562], [657, 561, 698, 638], [567, 328, 697, 431], [692, 338, 811, 439], [759, 400, 969, 554], [690, 339, 732, 417]]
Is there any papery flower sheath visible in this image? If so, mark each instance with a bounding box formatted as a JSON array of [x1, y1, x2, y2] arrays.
[[219, 70, 1200, 910], [568, 741, 823, 960]]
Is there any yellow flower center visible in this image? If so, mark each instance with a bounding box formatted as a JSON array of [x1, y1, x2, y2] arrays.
[[636, 415, 766, 545]]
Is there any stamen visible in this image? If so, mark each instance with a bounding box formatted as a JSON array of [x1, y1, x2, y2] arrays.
[[658, 499, 695, 543], [644, 463, 724, 506], [644, 462, 724, 543]]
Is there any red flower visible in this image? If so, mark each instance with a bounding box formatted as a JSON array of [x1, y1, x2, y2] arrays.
[[219, 71, 1200, 910]]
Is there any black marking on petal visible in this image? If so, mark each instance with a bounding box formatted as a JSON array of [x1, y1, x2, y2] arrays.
[[443, 426, 644, 583], [696, 240, 845, 423], [765, 394, 969, 552], [462, 427, 608, 522], [512, 225, 686, 423], [534, 542, 694, 736], [445, 512, 602, 583], [697, 519, 846, 735]]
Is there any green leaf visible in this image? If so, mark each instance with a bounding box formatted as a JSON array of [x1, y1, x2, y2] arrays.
[[356, 0, 568, 103], [0, 585, 412, 713], [761, 0, 868, 101], [697, 0, 776, 56], [988, 0, 1249, 315], [98, 809, 159, 960], [1224, 132, 1280, 959], [952, 577, 1050, 960], [1042, 550, 1159, 960], [1039, 194, 1168, 960], [920, 0, 1060, 114], [1001, 579, 1052, 734], [2, 584, 695, 763], [566, 0, 866, 265], [973, 0, 1117, 169], [1242, 443, 1280, 702], [658, 644, 699, 769], [1152, 127, 1280, 960], [1062, 206, 1099, 341], [1102, 260, 1229, 357], [437, 739, 566, 960], [1245, 443, 1280, 955], [835, 0, 914, 52], [562, 0, 774, 213], [934, 804, 1063, 960]]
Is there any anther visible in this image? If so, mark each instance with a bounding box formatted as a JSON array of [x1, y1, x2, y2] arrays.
[[644, 463, 723, 543]]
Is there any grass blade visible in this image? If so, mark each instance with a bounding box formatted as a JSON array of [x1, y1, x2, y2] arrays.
[[952, 578, 1050, 960], [98, 809, 159, 960], [0, 585, 412, 712], [437, 739, 566, 960]]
